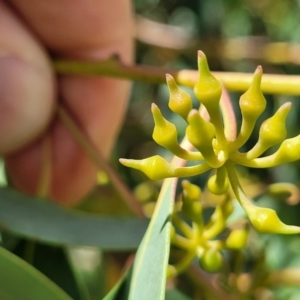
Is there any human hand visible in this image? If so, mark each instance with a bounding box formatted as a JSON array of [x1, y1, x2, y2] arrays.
[[0, 0, 133, 205]]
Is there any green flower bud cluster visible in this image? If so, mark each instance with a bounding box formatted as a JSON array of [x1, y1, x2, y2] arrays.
[[120, 50, 300, 236], [169, 180, 248, 275], [120, 50, 300, 276]]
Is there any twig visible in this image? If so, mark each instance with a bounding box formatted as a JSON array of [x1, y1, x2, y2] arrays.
[[57, 105, 144, 217], [266, 268, 300, 287], [53, 56, 300, 95]]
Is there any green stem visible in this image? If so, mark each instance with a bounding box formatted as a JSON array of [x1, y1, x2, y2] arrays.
[[266, 268, 300, 287], [172, 214, 194, 239], [169, 144, 204, 161], [209, 107, 227, 147], [53, 57, 300, 95], [230, 117, 256, 151], [225, 162, 252, 211], [175, 162, 212, 177], [172, 234, 194, 250]]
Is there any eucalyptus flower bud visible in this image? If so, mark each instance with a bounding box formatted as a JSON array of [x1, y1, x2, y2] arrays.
[[207, 167, 229, 195], [232, 66, 267, 150], [182, 180, 201, 201], [270, 134, 300, 165], [199, 248, 223, 273], [225, 228, 249, 249], [181, 180, 203, 223], [194, 51, 222, 112], [119, 155, 175, 180], [246, 205, 300, 234], [186, 110, 222, 168], [166, 74, 192, 120], [151, 103, 179, 149], [152, 103, 203, 160], [247, 102, 291, 159], [239, 66, 266, 122]]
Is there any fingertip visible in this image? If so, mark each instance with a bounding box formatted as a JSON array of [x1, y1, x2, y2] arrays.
[[0, 56, 56, 155]]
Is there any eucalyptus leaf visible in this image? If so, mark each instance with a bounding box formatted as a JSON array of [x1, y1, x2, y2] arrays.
[[0, 245, 71, 300], [128, 178, 177, 300], [0, 188, 148, 250]]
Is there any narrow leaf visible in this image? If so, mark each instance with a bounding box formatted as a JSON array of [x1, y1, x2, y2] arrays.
[[128, 138, 192, 300], [0, 188, 148, 250], [0, 246, 71, 300]]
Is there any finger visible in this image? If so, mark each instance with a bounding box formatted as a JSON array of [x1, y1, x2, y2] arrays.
[[0, 0, 55, 155], [5, 0, 133, 205]]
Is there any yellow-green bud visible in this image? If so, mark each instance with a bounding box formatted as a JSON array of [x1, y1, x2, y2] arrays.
[[259, 103, 290, 146], [239, 66, 266, 122], [199, 248, 223, 273], [246, 205, 300, 234], [166, 74, 193, 120], [152, 103, 179, 149], [247, 102, 291, 160], [225, 228, 249, 249], [181, 180, 202, 222], [269, 134, 300, 165], [182, 180, 201, 201], [119, 155, 175, 180], [194, 51, 222, 111], [181, 198, 202, 223], [207, 167, 229, 195], [186, 110, 222, 168], [167, 265, 177, 278]]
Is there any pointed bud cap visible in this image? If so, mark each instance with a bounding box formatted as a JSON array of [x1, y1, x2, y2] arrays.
[[239, 66, 266, 121], [119, 155, 175, 180], [194, 51, 222, 110], [258, 102, 291, 148], [186, 110, 222, 168], [187, 109, 216, 146], [272, 135, 300, 165], [151, 103, 179, 149], [166, 74, 193, 120], [246, 205, 300, 234]]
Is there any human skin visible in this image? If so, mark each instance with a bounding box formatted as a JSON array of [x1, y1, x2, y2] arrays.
[[0, 0, 133, 205]]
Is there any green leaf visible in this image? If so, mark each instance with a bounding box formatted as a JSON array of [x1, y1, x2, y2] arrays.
[[128, 177, 177, 300], [0, 245, 71, 300], [0, 188, 148, 250], [126, 137, 191, 300], [12, 242, 88, 299]]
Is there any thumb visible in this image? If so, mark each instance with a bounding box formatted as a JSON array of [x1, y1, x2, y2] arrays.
[[0, 2, 55, 155]]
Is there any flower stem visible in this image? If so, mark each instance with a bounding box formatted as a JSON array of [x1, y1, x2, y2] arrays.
[[54, 57, 300, 95]]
